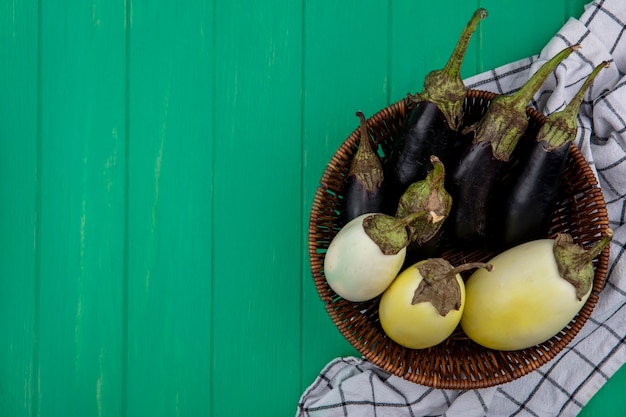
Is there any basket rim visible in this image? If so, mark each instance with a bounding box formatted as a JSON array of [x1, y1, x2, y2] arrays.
[[307, 89, 611, 390]]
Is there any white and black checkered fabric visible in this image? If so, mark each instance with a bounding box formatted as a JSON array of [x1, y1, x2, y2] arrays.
[[298, 1, 626, 416]]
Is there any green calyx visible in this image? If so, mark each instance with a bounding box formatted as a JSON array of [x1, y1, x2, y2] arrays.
[[414, 259, 492, 316], [553, 229, 613, 300], [395, 156, 452, 244], [410, 8, 487, 131], [469, 45, 579, 161], [362, 213, 410, 256], [349, 111, 384, 192], [539, 61, 609, 150]]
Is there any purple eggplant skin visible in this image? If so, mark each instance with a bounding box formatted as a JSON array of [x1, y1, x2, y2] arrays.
[[498, 142, 570, 249], [342, 111, 385, 224], [383, 101, 455, 214], [381, 8, 487, 215], [343, 179, 385, 224], [497, 61, 609, 249], [448, 141, 508, 247], [447, 45, 578, 248]]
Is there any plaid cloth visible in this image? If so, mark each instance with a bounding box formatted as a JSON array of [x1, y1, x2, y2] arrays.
[[298, 1, 626, 416]]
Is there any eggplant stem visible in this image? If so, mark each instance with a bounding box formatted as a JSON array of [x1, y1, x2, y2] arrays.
[[558, 61, 608, 121], [449, 262, 493, 276], [504, 45, 579, 113], [397, 210, 431, 228], [540, 61, 609, 149], [554, 229, 613, 300], [416, 8, 487, 130], [428, 155, 446, 181], [349, 111, 384, 193], [583, 228, 614, 263], [356, 111, 369, 144], [440, 8, 488, 80], [475, 45, 578, 161]]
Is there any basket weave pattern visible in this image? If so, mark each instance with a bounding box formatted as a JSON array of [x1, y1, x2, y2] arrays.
[[308, 90, 610, 389]]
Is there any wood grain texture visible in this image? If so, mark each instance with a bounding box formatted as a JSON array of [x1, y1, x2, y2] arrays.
[[388, 1, 482, 100], [301, 0, 391, 389], [126, 1, 213, 416], [0, 1, 38, 415], [0, 0, 624, 416], [211, 1, 302, 416], [479, 0, 572, 72], [37, 0, 126, 415]]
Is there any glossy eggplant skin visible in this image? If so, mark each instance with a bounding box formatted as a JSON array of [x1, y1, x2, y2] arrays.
[[496, 61, 610, 249], [343, 179, 385, 224], [498, 141, 571, 249], [383, 101, 456, 214], [448, 140, 508, 248]]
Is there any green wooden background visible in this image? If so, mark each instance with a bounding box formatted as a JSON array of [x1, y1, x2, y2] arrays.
[[1, 0, 625, 416]]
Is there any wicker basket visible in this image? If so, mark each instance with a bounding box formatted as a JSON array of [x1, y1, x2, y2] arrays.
[[308, 89, 610, 389]]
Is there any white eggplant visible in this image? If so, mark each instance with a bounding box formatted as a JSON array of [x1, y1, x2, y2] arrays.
[[461, 230, 613, 351], [323, 213, 409, 302], [325, 170, 449, 303], [379, 258, 491, 349]]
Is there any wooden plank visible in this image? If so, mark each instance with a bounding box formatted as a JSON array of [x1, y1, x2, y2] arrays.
[[0, 2, 624, 417], [211, 1, 303, 415], [300, 0, 390, 391], [478, 0, 570, 72], [0, 1, 39, 415], [125, 1, 213, 416], [36, 0, 126, 415]]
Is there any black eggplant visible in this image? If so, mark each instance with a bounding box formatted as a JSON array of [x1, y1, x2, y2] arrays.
[[383, 8, 487, 214], [498, 60, 609, 249], [448, 45, 578, 248], [343, 111, 385, 223]]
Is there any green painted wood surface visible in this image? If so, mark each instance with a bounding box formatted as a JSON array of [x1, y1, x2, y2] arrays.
[[1, 1, 624, 416]]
